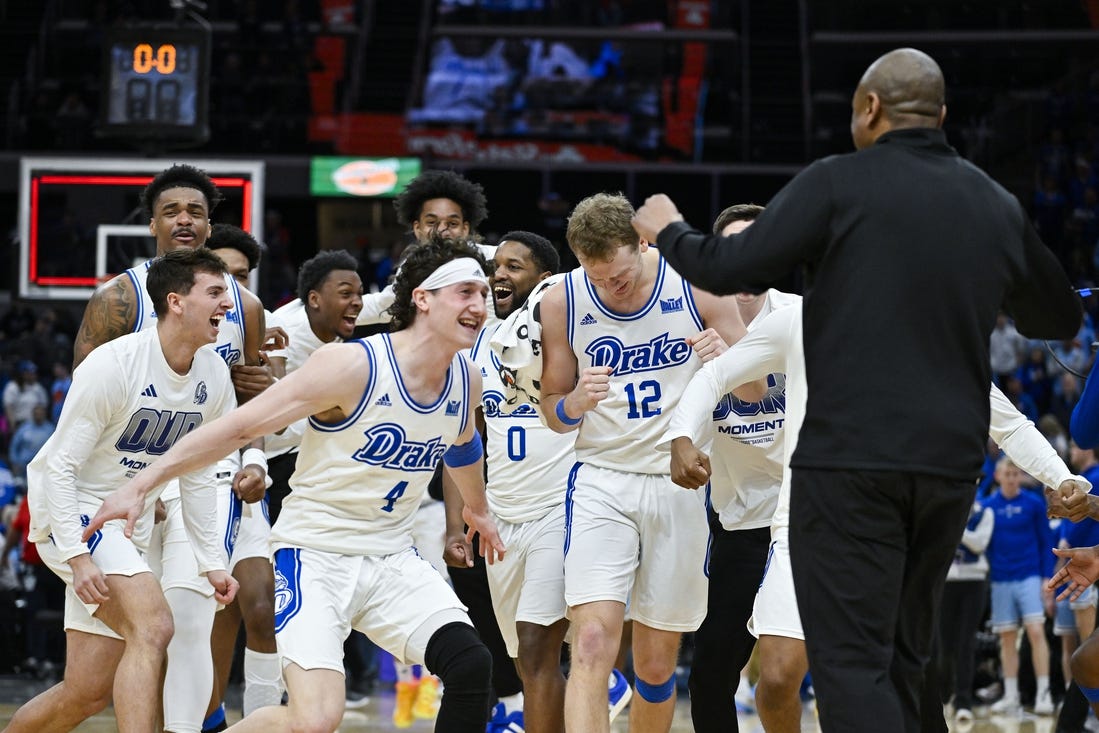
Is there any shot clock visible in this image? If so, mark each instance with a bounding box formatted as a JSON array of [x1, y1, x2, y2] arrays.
[[99, 24, 211, 143]]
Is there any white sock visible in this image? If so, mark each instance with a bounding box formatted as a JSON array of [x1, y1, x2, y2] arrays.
[[242, 648, 284, 715], [499, 691, 523, 712], [163, 587, 217, 733], [1037, 675, 1050, 696], [1004, 677, 1019, 700]]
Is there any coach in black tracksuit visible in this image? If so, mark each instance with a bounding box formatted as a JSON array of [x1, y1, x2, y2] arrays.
[[633, 48, 1082, 733]]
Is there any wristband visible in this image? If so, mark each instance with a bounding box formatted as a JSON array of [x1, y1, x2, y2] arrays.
[[555, 399, 582, 426], [241, 448, 268, 473]]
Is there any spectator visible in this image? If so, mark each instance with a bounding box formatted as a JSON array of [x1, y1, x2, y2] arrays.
[[0, 459, 15, 510], [1039, 414, 1071, 462], [1003, 374, 1040, 424], [1018, 347, 1053, 415], [0, 494, 66, 678], [2, 361, 48, 431], [937, 497, 994, 722], [1052, 372, 1084, 432], [9, 406, 54, 483], [49, 361, 71, 424], [991, 314, 1030, 386], [984, 457, 1057, 715]]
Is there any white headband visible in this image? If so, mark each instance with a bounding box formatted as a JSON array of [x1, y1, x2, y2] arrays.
[[417, 257, 489, 292]]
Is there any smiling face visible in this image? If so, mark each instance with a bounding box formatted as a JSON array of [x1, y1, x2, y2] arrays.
[[173, 271, 233, 345], [308, 269, 364, 342], [412, 198, 469, 242], [491, 240, 550, 318], [415, 279, 489, 350], [149, 186, 211, 254]]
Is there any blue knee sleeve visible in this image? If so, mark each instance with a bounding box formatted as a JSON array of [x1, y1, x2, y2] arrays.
[[635, 672, 676, 703], [1079, 683, 1099, 703]]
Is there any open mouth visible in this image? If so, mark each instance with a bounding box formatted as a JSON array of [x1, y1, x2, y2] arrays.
[[209, 314, 223, 332], [493, 285, 513, 310], [458, 316, 482, 333], [339, 313, 360, 334]]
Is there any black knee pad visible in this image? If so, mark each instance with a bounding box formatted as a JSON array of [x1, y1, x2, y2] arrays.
[[426, 622, 494, 731], [425, 621, 493, 692]]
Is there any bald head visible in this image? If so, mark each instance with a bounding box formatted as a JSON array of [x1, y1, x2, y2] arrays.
[[850, 48, 946, 149]]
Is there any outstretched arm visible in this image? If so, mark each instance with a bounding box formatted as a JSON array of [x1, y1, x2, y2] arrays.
[[83, 341, 371, 539]]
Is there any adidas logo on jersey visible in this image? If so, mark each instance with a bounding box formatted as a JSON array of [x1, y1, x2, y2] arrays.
[[445, 399, 462, 416], [659, 296, 683, 314], [579, 313, 598, 325], [375, 393, 392, 407], [140, 384, 158, 398]]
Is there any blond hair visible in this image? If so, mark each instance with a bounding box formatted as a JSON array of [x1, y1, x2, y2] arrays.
[[566, 192, 638, 261]]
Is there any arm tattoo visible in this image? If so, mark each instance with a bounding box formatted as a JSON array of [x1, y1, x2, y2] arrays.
[[73, 278, 137, 369]]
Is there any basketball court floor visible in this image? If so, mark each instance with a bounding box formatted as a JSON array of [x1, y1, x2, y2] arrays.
[[0, 675, 1079, 732]]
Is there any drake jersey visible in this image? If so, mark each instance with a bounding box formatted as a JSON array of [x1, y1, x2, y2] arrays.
[[27, 327, 234, 570], [471, 324, 575, 524], [706, 290, 800, 531], [565, 255, 704, 474], [271, 333, 474, 556]]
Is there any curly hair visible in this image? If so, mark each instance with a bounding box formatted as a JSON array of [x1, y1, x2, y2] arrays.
[[141, 164, 223, 218], [296, 250, 360, 303], [393, 170, 489, 231], [712, 203, 764, 235], [388, 235, 493, 331], [498, 230, 560, 274], [206, 224, 262, 270], [566, 192, 637, 261]]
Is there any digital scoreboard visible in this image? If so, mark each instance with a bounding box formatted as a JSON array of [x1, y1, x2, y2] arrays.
[[100, 25, 211, 143]]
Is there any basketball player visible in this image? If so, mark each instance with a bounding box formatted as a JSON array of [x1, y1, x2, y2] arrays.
[[203, 225, 282, 729], [665, 303, 1090, 733], [262, 249, 366, 524], [537, 192, 759, 733], [86, 237, 505, 733], [72, 164, 274, 733], [464, 230, 576, 733], [6, 248, 239, 733], [683, 204, 798, 733], [394, 169, 523, 727]]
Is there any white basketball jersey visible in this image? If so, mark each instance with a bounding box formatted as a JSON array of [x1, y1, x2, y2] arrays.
[[27, 328, 234, 558], [125, 259, 249, 368], [125, 258, 245, 496], [565, 255, 704, 474], [707, 290, 799, 531], [264, 300, 330, 457], [759, 308, 806, 533], [271, 333, 473, 556], [471, 324, 575, 524]]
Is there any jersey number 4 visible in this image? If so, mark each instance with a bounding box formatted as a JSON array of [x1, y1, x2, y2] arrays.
[[381, 481, 408, 512]]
